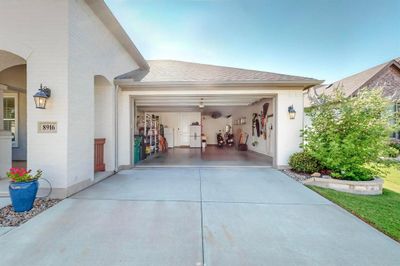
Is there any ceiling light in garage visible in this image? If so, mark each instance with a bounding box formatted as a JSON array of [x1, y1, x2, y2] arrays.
[[199, 98, 204, 108]]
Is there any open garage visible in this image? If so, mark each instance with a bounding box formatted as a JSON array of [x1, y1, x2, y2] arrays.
[[114, 60, 320, 168], [133, 95, 275, 167]]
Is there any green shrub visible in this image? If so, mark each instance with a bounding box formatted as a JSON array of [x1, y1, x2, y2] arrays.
[[303, 88, 399, 181], [388, 146, 399, 158], [289, 151, 321, 174], [390, 142, 400, 150]]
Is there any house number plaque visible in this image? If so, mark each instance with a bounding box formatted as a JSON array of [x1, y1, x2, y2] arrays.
[[38, 121, 57, 133]]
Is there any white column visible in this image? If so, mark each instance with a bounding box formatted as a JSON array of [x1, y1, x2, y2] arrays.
[[117, 90, 132, 168], [0, 84, 13, 177]]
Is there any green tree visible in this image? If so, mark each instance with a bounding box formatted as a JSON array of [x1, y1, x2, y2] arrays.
[[303, 88, 398, 181]]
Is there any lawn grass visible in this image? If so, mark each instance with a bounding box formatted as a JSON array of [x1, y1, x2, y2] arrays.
[[381, 165, 400, 193], [308, 186, 400, 242]]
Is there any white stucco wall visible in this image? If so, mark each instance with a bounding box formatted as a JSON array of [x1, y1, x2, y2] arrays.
[[67, 0, 139, 187], [0, 0, 70, 190], [0, 0, 141, 196], [275, 90, 304, 167]]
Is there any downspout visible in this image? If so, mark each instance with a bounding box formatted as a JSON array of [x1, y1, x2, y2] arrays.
[[114, 84, 120, 172]]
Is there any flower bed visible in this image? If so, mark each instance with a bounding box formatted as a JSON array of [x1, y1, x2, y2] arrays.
[[283, 169, 383, 195], [303, 176, 383, 195]]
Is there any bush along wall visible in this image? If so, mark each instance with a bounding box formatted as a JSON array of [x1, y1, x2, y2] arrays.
[[302, 88, 399, 181], [288, 152, 321, 174]]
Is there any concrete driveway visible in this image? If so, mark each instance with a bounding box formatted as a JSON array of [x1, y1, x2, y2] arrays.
[[0, 168, 399, 266]]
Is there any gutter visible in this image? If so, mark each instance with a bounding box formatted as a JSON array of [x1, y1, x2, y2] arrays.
[[114, 79, 324, 89]]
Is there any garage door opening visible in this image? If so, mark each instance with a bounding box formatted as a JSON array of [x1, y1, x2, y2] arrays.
[[131, 95, 275, 167]]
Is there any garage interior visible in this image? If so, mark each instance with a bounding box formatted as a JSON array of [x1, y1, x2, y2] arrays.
[[132, 95, 275, 167]]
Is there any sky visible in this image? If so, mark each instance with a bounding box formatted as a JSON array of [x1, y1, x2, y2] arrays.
[[105, 0, 400, 83]]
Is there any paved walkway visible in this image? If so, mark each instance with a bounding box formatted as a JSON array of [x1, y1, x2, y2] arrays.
[[0, 168, 399, 265]]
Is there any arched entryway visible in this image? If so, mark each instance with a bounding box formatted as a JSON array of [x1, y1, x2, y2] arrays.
[[94, 75, 115, 176], [0, 50, 27, 174]]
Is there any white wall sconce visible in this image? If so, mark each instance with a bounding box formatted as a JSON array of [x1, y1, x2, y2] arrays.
[[288, 105, 296, 119], [33, 84, 51, 109]]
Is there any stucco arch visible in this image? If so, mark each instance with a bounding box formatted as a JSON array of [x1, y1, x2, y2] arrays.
[[0, 64, 27, 90], [0, 50, 28, 164], [0, 50, 26, 73], [94, 75, 115, 173], [0, 39, 32, 61], [94, 75, 113, 87]]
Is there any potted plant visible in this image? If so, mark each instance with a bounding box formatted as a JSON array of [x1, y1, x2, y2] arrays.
[[7, 168, 42, 212]]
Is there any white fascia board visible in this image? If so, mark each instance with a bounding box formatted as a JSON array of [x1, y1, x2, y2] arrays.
[[115, 80, 324, 90]]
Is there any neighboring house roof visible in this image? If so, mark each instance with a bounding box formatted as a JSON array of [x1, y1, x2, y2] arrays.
[[85, 0, 149, 70], [305, 57, 400, 107], [115, 60, 323, 88]]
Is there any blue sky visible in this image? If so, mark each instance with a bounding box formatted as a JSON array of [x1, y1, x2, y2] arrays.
[[105, 0, 400, 83]]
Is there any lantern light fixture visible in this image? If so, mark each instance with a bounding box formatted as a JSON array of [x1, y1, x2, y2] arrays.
[[33, 84, 51, 109], [288, 105, 296, 119]]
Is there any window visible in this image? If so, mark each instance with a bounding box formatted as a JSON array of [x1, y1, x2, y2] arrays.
[[3, 94, 18, 147]]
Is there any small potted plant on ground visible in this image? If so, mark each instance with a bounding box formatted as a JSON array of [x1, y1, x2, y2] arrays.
[[7, 168, 42, 212]]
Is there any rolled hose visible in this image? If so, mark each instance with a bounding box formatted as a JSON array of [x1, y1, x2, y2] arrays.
[[36, 178, 52, 199]]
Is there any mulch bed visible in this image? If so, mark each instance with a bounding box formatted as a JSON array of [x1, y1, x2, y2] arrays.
[[0, 199, 61, 227]]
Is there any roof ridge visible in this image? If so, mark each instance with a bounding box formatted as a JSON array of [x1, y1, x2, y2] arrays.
[[146, 59, 318, 81], [330, 57, 399, 85]]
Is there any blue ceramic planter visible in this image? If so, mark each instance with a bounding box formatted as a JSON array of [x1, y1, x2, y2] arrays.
[[9, 180, 38, 212]]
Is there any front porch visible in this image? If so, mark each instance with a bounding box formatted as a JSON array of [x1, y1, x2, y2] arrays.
[[0, 50, 115, 198], [0, 50, 27, 178]]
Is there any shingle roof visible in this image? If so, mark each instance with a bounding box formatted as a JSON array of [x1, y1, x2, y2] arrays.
[[305, 57, 400, 107], [116, 60, 321, 85]]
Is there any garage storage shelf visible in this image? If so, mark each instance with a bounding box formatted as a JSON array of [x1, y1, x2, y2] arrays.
[[144, 113, 160, 157]]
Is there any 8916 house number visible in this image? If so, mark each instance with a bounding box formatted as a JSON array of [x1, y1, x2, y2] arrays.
[[38, 121, 57, 133]]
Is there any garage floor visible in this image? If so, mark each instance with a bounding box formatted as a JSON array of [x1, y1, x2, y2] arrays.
[[136, 146, 273, 167], [0, 168, 399, 266]]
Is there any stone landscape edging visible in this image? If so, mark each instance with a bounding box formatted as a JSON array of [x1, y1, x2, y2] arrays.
[[302, 176, 384, 195]]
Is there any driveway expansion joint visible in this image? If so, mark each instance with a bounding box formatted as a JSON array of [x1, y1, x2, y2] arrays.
[[68, 197, 201, 203], [69, 197, 332, 206], [199, 168, 205, 266]]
